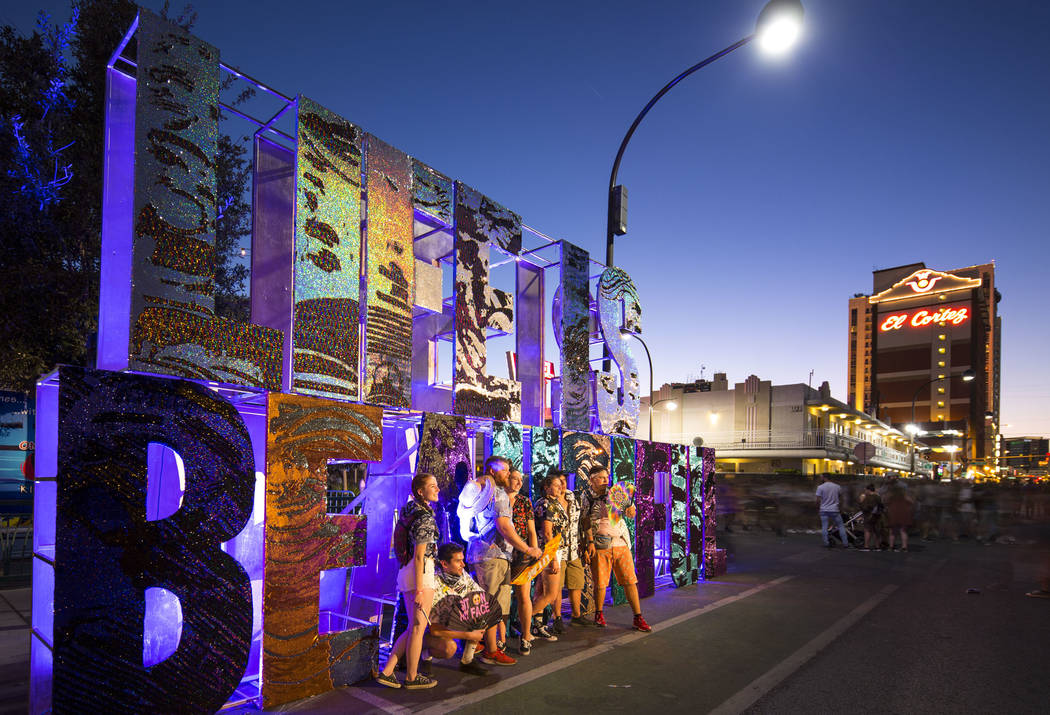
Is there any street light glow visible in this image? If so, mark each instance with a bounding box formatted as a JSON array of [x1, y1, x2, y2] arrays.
[[756, 0, 804, 55], [666, 401, 678, 411]]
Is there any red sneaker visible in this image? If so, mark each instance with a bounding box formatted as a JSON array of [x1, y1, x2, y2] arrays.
[[478, 649, 517, 666], [632, 614, 652, 632], [593, 611, 607, 628]]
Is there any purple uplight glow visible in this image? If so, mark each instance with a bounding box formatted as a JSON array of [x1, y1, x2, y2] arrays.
[[143, 587, 182, 667]]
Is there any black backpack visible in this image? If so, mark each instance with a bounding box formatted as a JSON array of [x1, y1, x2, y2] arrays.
[[393, 505, 422, 567]]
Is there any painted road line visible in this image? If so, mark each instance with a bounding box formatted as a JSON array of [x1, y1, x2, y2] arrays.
[[708, 583, 899, 715], [344, 685, 413, 714], [412, 575, 796, 715]]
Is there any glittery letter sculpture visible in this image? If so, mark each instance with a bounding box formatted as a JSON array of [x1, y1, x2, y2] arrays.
[[610, 435, 636, 605], [292, 97, 363, 399], [416, 413, 471, 505], [558, 242, 591, 431], [491, 421, 524, 472], [633, 441, 669, 599], [53, 367, 254, 713], [561, 431, 610, 615], [530, 427, 560, 503], [412, 159, 453, 225], [688, 446, 708, 583], [263, 393, 381, 707], [127, 10, 282, 389], [669, 444, 691, 587], [701, 448, 722, 577], [362, 135, 414, 408], [594, 267, 642, 437], [452, 182, 522, 421]]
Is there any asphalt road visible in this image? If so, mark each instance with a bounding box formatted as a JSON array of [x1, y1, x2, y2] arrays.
[[5, 528, 1048, 714], [320, 528, 1050, 714]]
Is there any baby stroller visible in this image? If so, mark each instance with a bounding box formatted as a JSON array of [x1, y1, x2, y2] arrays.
[[827, 510, 863, 546]]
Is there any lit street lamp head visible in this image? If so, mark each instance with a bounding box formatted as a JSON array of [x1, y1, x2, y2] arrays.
[[962, 369, 976, 382], [756, 0, 805, 55]]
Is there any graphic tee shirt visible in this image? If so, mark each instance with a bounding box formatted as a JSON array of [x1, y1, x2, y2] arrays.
[[467, 485, 513, 563], [580, 487, 631, 549], [815, 481, 842, 512]]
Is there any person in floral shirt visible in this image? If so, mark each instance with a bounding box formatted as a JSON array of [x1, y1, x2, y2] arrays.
[[507, 469, 541, 654]]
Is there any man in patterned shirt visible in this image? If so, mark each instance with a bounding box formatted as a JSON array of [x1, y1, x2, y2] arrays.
[[580, 465, 652, 632]]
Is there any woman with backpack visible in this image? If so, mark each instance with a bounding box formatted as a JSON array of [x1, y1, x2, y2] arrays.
[[376, 473, 441, 690]]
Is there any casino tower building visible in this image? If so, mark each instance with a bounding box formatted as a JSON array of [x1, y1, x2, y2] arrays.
[[847, 263, 1001, 476]]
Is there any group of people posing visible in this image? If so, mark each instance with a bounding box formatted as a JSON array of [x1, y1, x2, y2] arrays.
[[376, 457, 652, 690]]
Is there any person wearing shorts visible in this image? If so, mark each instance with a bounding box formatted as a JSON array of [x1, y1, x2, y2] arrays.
[[580, 465, 651, 632], [466, 456, 540, 665], [377, 473, 440, 690]]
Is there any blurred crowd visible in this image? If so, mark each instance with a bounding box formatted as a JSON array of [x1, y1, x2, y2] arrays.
[[715, 475, 1050, 542]]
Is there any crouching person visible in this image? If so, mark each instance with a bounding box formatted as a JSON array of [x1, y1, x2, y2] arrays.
[[425, 542, 499, 676]]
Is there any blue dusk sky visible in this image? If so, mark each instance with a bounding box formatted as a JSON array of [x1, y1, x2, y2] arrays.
[[6, 1, 1049, 436]]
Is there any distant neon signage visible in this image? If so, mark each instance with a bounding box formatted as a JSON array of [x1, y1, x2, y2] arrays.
[[879, 305, 970, 332]]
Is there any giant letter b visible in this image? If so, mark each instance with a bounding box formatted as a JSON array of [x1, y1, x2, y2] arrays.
[[53, 368, 255, 713]]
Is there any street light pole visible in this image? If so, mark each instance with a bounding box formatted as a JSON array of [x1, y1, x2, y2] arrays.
[[601, 0, 803, 370]]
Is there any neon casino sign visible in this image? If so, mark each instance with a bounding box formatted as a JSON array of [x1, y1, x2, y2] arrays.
[[30, 9, 716, 713], [879, 305, 970, 332]]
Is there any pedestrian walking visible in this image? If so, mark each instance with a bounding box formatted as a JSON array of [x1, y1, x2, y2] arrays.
[[815, 474, 850, 548], [859, 484, 884, 551], [886, 484, 913, 552]]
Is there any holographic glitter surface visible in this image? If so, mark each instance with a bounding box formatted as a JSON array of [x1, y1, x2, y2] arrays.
[[669, 444, 691, 587], [363, 135, 414, 408], [633, 441, 669, 599], [293, 96, 363, 399], [610, 435, 636, 605], [263, 393, 381, 708], [529, 426, 560, 503], [594, 267, 641, 437], [701, 447, 722, 577], [452, 181, 522, 421], [416, 412, 471, 506], [558, 242, 591, 431], [491, 421, 524, 472], [53, 367, 254, 713], [411, 159, 453, 224], [128, 10, 282, 389], [561, 430, 610, 616]]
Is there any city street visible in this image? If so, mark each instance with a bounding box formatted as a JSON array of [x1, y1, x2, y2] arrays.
[[4, 529, 1048, 714], [268, 528, 1049, 713]]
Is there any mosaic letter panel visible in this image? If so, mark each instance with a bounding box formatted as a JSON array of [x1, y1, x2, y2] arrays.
[[529, 426, 560, 503], [701, 448, 721, 577], [411, 159, 453, 225], [53, 367, 254, 713], [362, 135, 414, 408], [292, 96, 363, 399], [263, 393, 382, 708], [491, 421, 524, 473], [129, 10, 282, 389], [452, 182, 522, 421], [610, 435, 636, 605], [688, 446, 706, 583], [558, 241, 591, 431], [561, 431, 610, 616], [416, 412, 471, 507], [633, 441, 669, 599], [594, 267, 642, 437], [669, 444, 691, 587]]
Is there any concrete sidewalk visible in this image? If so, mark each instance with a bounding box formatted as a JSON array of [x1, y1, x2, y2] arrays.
[[0, 587, 30, 715]]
